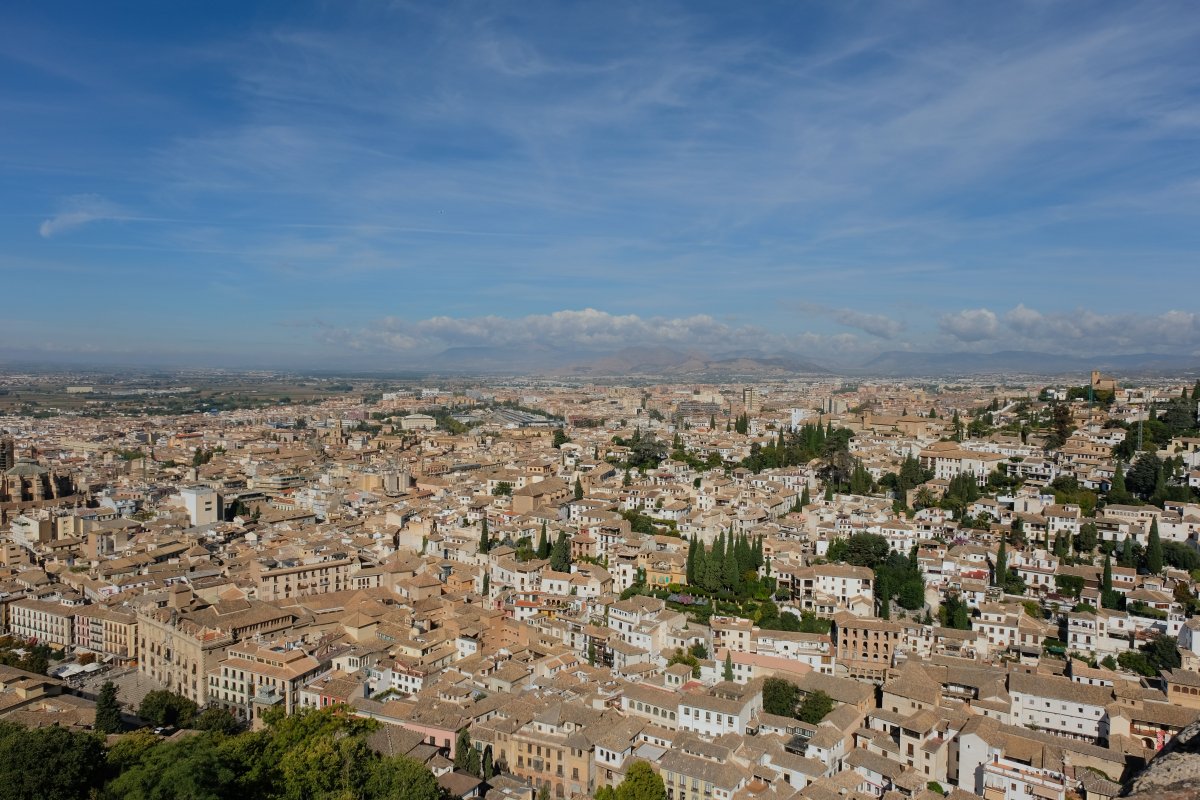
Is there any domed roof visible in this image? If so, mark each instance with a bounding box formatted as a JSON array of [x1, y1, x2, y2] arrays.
[[5, 457, 47, 478]]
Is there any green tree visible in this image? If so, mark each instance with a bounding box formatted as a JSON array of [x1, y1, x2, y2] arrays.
[[1054, 574, 1084, 599], [940, 595, 971, 630], [466, 746, 481, 777], [550, 532, 572, 572], [537, 523, 550, 560], [1127, 453, 1162, 498], [479, 519, 490, 554], [828, 533, 890, 569], [1010, 515, 1025, 545], [0, 720, 104, 800], [762, 677, 800, 717], [138, 690, 197, 729], [574, 477, 584, 501], [616, 761, 666, 800], [1146, 517, 1163, 574], [1118, 651, 1156, 677], [1143, 633, 1181, 672], [1045, 403, 1074, 450], [667, 648, 700, 679], [1100, 553, 1123, 609], [95, 681, 123, 734], [1108, 462, 1131, 503], [1165, 542, 1200, 571], [796, 690, 834, 724], [723, 652, 734, 682], [1076, 522, 1098, 554], [1120, 535, 1138, 569], [454, 729, 474, 772], [192, 707, 243, 735], [553, 428, 570, 448], [104, 731, 238, 800], [993, 538, 1007, 588], [364, 755, 441, 800]]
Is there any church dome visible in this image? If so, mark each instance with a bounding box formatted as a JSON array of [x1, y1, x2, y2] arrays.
[[5, 457, 48, 478]]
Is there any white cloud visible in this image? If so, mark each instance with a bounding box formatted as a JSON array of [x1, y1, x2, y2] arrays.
[[39, 194, 124, 238], [318, 308, 866, 357], [1000, 305, 1200, 351], [938, 308, 999, 342], [935, 304, 1200, 353], [833, 309, 904, 339]]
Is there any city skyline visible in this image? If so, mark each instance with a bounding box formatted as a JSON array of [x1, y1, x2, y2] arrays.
[[2, 1, 1199, 367]]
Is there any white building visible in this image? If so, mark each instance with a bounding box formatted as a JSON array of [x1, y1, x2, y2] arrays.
[[180, 485, 219, 527], [1008, 672, 1110, 742]]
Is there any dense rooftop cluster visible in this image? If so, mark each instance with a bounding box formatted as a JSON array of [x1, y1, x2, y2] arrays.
[[0, 372, 1199, 800]]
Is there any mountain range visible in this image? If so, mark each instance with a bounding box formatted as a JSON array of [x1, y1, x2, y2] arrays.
[[854, 350, 1200, 377], [415, 345, 1199, 378]]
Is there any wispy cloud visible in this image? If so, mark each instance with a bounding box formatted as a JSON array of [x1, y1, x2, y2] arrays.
[[38, 194, 125, 238], [799, 303, 905, 339]]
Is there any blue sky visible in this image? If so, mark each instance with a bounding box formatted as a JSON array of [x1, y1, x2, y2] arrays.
[[2, 1, 1199, 368]]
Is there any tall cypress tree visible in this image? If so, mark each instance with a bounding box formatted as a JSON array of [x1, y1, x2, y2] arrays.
[[877, 573, 891, 619], [1054, 530, 1069, 558], [1101, 553, 1116, 608], [1146, 517, 1163, 574], [706, 533, 724, 592], [686, 537, 697, 585], [696, 541, 712, 591], [735, 533, 750, 575], [95, 680, 122, 733], [479, 519, 490, 554], [800, 485, 810, 507], [723, 541, 741, 593], [1120, 535, 1137, 568], [1111, 463, 1128, 498], [537, 523, 550, 560], [994, 538, 1007, 588]]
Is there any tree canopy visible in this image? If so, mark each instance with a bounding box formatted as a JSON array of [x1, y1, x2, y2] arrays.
[[615, 761, 667, 800], [0, 707, 442, 800]]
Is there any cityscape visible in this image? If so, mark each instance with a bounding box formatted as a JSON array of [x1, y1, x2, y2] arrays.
[[2, 3, 1200, 800]]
